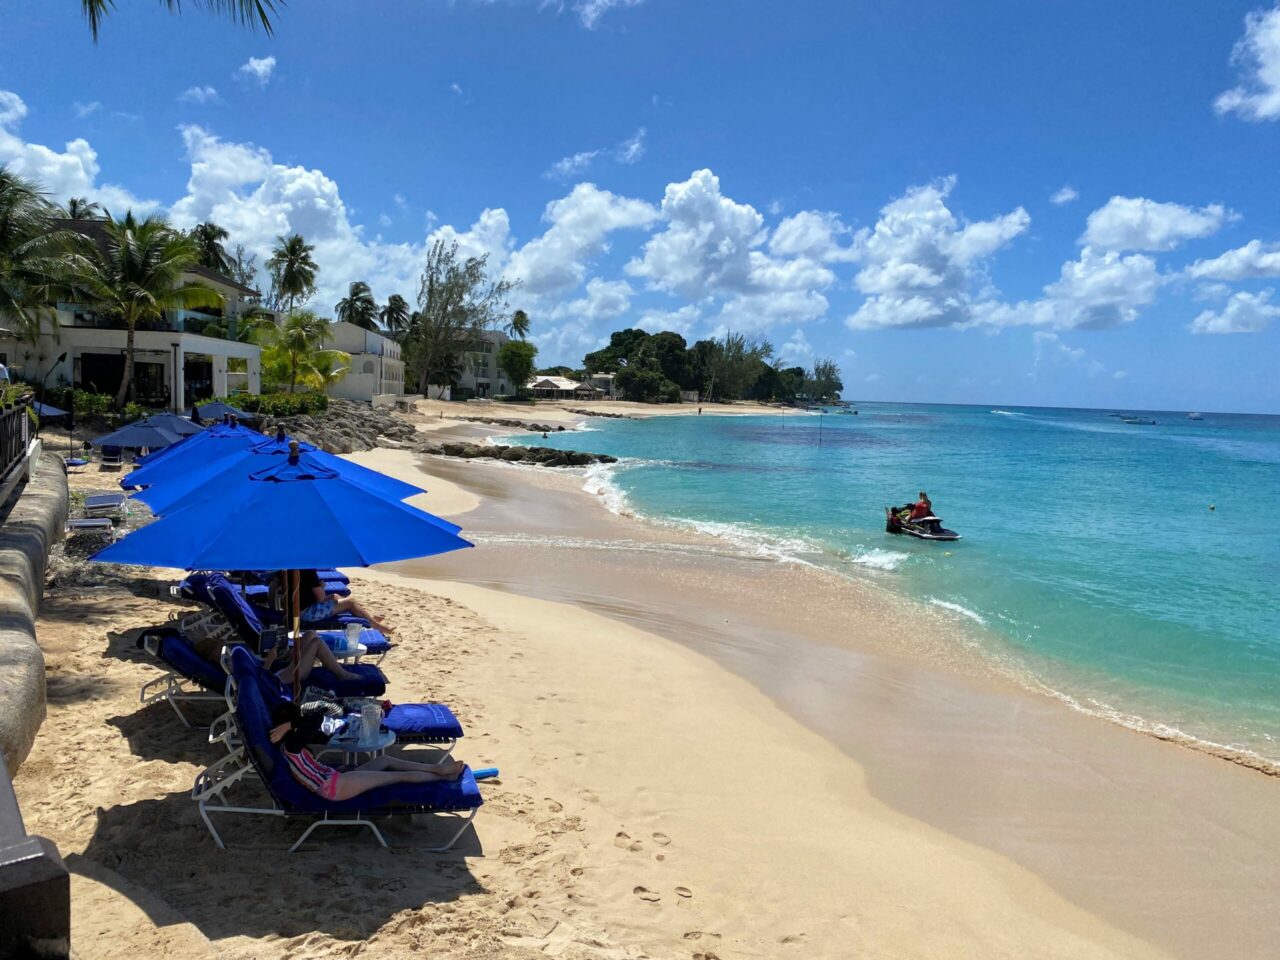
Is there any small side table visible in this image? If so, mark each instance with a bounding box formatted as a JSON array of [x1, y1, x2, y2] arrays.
[[317, 727, 395, 764]]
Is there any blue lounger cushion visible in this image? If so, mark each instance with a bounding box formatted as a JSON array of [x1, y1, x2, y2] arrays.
[[383, 703, 464, 742], [138, 627, 226, 693], [306, 663, 386, 698], [316, 627, 392, 657]]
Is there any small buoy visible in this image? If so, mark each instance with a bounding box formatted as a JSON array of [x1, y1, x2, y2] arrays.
[[1209, 504, 1216, 511], [944, 551, 952, 556]]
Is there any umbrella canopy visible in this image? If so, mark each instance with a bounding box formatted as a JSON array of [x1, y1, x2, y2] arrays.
[[196, 400, 251, 420], [138, 412, 204, 437], [92, 450, 471, 569], [33, 401, 68, 418], [92, 421, 184, 450], [130, 433, 433, 519], [123, 423, 261, 483]]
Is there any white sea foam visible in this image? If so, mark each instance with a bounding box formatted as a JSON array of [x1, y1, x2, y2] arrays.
[[582, 460, 634, 515], [845, 547, 911, 571], [990, 408, 1024, 417], [928, 597, 988, 625]]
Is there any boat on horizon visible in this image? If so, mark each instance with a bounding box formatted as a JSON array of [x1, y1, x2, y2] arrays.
[[1188, 412, 1204, 421]]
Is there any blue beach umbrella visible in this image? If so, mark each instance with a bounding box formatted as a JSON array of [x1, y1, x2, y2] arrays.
[[123, 423, 260, 484], [92, 421, 184, 450], [132, 433, 436, 521], [33, 401, 68, 418], [196, 400, 251, 420], [92, 450, 472, 570], [139, 412, 204, 437]]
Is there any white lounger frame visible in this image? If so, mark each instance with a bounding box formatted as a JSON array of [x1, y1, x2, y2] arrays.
[[192, 748, 478, 853], [138, 623, 236, 727]]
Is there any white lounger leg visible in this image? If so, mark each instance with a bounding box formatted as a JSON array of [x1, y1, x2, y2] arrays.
[[288, 814, 388, 853]]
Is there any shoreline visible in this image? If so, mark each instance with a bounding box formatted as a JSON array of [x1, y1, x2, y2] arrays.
[[380, 446, 1280, 960]]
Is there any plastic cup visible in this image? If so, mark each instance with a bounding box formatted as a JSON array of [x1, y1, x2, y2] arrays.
[[345, 623, 362, 652], [360, 702, 381, 748]]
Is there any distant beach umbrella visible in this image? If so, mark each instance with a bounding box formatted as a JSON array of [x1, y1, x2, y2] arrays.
[[92, 421, 185, 450], [196, 400, 251, 420], [124, 422, 260, 483], [137, 412, 204, 436]]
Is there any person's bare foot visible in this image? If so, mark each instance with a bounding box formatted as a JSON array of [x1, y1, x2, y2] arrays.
[[336, 666, 361, 682], [438, 759, 465, 779]]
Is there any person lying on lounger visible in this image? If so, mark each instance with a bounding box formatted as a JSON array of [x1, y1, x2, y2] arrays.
[[196, 628, 362, 685], [269, 701, 465, 801], [297, 569, 393, 634]]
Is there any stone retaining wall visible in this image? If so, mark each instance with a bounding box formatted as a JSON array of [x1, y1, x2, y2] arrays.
[[0, 451, 68, 775]]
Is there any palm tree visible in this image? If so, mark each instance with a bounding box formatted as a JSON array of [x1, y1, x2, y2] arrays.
[[199, 303, 275, 342], [0, 166, 72, 349], [254, 310, 348, 393], [80, 0, 279, 41], [63, 212, 222, 407], [64, 197, 103, 220], [190, 222, 233, 275], [266, 233, 317, 317], [334, 280, 379, 331], [379, 293, 409, 337], [505, 308, 530, 340]]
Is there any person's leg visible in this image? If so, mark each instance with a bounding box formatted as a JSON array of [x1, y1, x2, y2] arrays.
[[330, 596, 392, 633], [303, 631, 360, 681], [357, 754, 464, 777], [329, 768, 458, 801]]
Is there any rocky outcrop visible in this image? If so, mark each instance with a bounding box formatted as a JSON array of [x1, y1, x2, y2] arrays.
[[450, 416, 566, 433], [0, 451, 68, 774], [421, 441, 617, 468], [562, 408, 635, 419], [257, 398, 419, 455]]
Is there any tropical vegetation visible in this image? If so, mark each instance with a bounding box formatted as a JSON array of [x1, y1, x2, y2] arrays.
[[379, 294, 410, 336], [254, 309, 349, 393], [498, 340, 538, 396], [0, 167, 73, 349], [61, 212, 223, 406], [79, 0, 279, 41], [584, 327, 842, 404], [334, 280, 379, 330], [266, 233, 318, 315], [190, 221, 234, 274]]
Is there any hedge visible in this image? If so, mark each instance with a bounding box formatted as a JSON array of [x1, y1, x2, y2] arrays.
[[209, 391, 329, 417]]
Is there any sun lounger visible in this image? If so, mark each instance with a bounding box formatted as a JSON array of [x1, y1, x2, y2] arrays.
[[65, 517, 116, 539], [84, 492, 128, 517], [100, 445, 124, 469], [193, 646, 482, 852], [137, 626, 234, 726]]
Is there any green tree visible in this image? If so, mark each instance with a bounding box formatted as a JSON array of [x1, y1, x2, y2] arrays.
[[266, 233, 318, 316], [498, 340, 538, 396], [379, 293, 410, 336], [254, 310, 349, 393], [63, 212, 222, 406], [703, 332, 773, 402], [0, 167, 73, 350], [335, 280, 379, 330], [615, 364, 679, 403], [80, 0, 279, 41], [229, 243, 259, 290], [190, 222, 234, 275], [807, 358, 844, 401], [583, 328, 650, 373], [403, 239, 517, 395], [64, 197, 103, 220], [505, 308, 530, 340]]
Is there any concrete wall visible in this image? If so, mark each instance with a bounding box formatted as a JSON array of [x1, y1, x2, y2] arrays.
[[0, 451, 68, 775]]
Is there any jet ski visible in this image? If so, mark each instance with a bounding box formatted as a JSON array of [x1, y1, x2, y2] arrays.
[[885, 506, 962, 541]]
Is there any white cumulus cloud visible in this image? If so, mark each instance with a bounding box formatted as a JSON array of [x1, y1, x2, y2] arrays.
[[236, 55, 277, 87], [1186, 239, 1280, 280], [845, 177, 1029, 330], [179, 85, 221, 104], [576, 0, 643, 29], [1215, 5, 1280, 121], [1081, 196, 1232, 252], [1190, 289, 1280, 333], [1050, 185, 1078, 206]]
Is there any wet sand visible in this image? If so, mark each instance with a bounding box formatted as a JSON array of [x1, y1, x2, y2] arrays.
[[389, 452, 1280, 960]]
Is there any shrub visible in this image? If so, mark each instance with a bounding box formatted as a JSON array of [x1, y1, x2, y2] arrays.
[[210, 391, 329, 417], [122, 401, 148, 423]]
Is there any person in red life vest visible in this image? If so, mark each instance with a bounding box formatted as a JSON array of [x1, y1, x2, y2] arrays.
[[909, 491, 933, 520]]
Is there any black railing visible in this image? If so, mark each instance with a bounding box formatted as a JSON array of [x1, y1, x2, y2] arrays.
[[0, 399, 30, 503], [0, 766, 69, 958]]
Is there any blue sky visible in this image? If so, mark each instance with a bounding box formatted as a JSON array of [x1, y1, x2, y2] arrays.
[[3, 0, 1280, 412]]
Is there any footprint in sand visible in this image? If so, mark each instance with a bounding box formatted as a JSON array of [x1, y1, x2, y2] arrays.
[[652, 831, 671, 846], [614, 831, 644, 853], [675, 886, 692, 899], [546, 798, 564, 813], [633, 886, 661, 902]]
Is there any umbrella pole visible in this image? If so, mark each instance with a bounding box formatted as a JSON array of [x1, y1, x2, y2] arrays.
[[290, 569, 302, 700]]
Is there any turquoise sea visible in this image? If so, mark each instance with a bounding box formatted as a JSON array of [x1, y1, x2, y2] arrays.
[[511, 404, 1280, 766]]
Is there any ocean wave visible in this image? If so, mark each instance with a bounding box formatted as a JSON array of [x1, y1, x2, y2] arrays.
[[845, 547, 911, 571], [928, 597, 988, 625], [990, 409, 1024, 417]]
